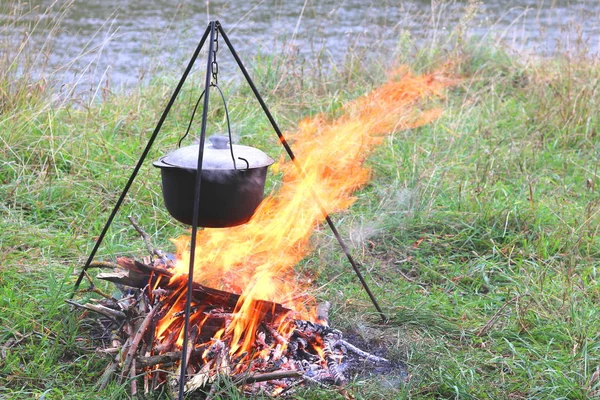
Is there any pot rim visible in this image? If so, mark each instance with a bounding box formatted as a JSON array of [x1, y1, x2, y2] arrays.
[[152, 156, 273, 171], [154, 140, 274, 171]]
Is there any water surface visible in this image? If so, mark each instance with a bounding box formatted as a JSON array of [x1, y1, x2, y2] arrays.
[[4, 0, 599, 87]]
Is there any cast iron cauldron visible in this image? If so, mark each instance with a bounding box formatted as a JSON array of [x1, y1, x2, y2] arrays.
[[153, 135, 274, 228]]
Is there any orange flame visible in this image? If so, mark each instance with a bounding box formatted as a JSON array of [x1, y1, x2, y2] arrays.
[[164, 67, 455, 358]]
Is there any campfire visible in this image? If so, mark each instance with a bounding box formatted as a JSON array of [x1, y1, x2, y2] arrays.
[[73, 220, 390, 397], [71, 65, 453, 397]]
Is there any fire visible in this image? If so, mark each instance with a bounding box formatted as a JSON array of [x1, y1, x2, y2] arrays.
[[156, 67, 455, 363]]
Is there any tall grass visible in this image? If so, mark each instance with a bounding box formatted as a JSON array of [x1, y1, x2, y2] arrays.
[[0, 0, 66, 113], [2, 0, 600, 399]]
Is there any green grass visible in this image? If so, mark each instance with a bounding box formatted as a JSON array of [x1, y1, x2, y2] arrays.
[[320, 48, 600, 399], [3, 2, 600, 399]]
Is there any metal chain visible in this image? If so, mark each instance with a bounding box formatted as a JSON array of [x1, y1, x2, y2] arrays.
[[211, 29, 219, 85]]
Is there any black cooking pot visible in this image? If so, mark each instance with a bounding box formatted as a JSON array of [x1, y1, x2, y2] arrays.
[[153, 135, 274, 228]]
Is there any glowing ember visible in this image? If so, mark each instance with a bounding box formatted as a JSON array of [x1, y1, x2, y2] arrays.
[[157, 67, 454, 364]]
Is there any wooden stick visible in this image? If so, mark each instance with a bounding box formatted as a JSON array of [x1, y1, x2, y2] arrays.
[[183, 325, 199, 373], [89, 260, 120, 269], [66, 300, 126, 320], [263, 323, 287, 346], [144, 368, 149, 395], [98, 337, 130, 390], [137, 349, 207, 370], [86, 304, 126, 320], [338, 339, 389, 364], [97, 265, 152, 289], [118, 322, 134, 385], [277, 377, 305, 396], [128, 215, 169, 262], [153, 328, 180, 354], [137, 351, 181, 368], [79, 270, 119, 302], [128, 215, 158, 256], [130, 361, 137, 396], [234, 370, 303, 384], [85, 286, 119, 302], [122, 302, 162, 379], [98, 360, 119, 390]]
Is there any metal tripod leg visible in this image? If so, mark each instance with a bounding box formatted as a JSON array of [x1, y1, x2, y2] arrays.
[[177, 20, 216, 400], [71, 24, 212, 297]]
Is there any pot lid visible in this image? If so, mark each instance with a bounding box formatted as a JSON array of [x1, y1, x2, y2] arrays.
[[157, 135, 274, 170]]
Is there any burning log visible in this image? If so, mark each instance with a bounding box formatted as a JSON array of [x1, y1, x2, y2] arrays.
[[97, 257, 292, 326]]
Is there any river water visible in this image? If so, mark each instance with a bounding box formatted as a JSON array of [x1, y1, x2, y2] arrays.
[[4, 0, 600, 88]]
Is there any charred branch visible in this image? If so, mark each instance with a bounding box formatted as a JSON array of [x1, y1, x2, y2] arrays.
[[323, 332, 346, 385], [338, 339, 389, 364]]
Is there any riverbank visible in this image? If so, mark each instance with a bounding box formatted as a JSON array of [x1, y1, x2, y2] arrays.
[[2, 14, 600, 400]]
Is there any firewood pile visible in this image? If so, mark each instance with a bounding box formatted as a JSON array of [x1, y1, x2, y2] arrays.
[[70, 220, 392, 398]]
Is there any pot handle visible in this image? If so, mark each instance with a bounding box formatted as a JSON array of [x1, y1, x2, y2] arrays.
[[237, 157, 250, 170], [176, 84, 238, 171], [177, 89, 206, 148]]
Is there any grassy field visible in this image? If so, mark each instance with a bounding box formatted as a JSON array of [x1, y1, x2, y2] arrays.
[[2, 3, 600, 400]]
